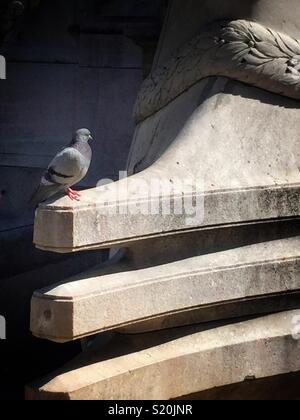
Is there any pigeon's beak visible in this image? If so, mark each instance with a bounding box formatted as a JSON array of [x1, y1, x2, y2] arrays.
[[89, 135, 93, 141]]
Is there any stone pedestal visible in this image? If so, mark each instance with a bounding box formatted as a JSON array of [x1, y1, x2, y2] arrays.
[[28, 0, 300, 399]]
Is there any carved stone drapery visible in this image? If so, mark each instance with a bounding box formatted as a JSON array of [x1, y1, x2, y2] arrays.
[[134, 20, 300, 124]]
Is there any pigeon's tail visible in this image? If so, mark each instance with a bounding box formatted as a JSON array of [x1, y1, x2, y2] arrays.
[[29, 184, 65, 206]]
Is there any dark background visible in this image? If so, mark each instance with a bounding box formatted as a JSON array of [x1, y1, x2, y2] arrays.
[[0, 0, 166, 399]]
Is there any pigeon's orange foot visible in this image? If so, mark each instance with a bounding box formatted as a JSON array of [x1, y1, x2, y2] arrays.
[[66, 188, 81, 201]]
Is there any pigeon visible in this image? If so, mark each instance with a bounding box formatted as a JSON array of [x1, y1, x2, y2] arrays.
[[30, 128, 93, 204]]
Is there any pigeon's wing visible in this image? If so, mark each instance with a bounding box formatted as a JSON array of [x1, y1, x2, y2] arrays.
[[30, 147, 85, 205], [46, 147, 85, 186]]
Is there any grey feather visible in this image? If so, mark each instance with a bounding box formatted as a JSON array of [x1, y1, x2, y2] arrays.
[[30, 128, 93, 205]]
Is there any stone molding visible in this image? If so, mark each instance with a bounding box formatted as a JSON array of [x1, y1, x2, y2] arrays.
[[30, 236, 300, 342], [26, 311, 300, 400]]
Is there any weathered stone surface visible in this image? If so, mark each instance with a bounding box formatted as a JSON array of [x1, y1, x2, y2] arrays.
[[153, 0, 300, 69], [119, 293, 300, 334], [26, 311, 300, 400], [135, 19, 300, 123], [33, 78, 300, 253], [31, 236, 300, 342], [124, 219, 300, 267], [182, 372, 300, 400], [128, 77, 300, 178]]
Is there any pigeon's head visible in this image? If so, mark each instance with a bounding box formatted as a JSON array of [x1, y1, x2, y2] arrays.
[[74, 128, 93, 143]]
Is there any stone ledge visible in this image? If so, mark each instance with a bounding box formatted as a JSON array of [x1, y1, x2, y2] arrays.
[[26, 311, 300, 400], [33, 183, 300, 253], [30, 236, 300, 342]]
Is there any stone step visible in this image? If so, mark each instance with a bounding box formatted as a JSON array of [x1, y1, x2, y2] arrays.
[[26, 311, 300, 400], [31, 236, 300, 342]]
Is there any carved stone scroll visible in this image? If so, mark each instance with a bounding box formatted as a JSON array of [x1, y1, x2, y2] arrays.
[[134, 20, 300, 123]]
